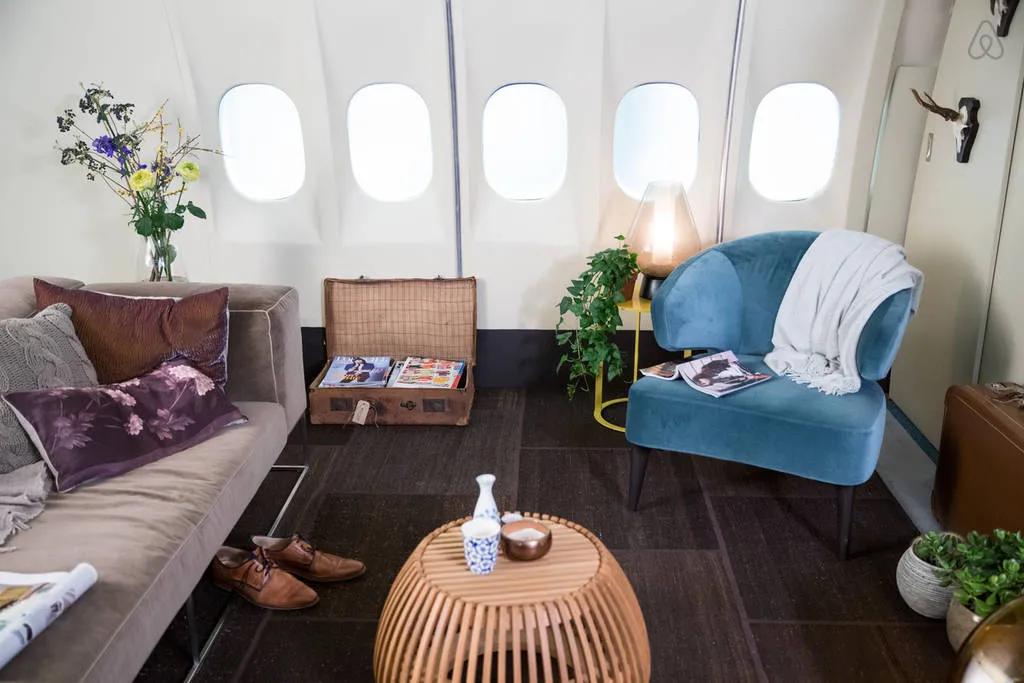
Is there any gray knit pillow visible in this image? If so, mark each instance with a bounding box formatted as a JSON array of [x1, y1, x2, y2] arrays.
[[0, 303, 98, 473]]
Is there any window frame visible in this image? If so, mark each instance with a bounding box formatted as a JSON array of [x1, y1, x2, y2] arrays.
[[218, 83, 307, 202], [747, 81, 841, 203], [481, 82, 569, 202], [612, 81, 701, 200], [346, 82, 434, 202]]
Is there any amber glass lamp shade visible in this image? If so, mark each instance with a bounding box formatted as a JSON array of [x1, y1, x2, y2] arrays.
[[627, 181, 702, 280], [950, 595, 1024, 682]]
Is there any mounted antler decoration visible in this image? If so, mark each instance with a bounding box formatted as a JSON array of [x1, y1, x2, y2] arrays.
[[912, 89, 981, 163], [992, 0, 1020, 37]]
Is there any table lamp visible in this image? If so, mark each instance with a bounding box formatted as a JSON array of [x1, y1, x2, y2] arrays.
[[627, 181, 702, 300]]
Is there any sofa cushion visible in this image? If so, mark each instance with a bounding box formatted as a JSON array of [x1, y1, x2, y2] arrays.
[[0, 304, 98, 474], [35, 279, 230, 386], [625, 355, 887, 486], [0, 401, 287, 683], [0, 277, 83, 320], [84, 282, 306, 431], [5, 361, 245, 491]]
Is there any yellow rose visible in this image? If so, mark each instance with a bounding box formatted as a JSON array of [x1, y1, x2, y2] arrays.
[[128, 169, 156, 192], [176, 160, 200, 183]]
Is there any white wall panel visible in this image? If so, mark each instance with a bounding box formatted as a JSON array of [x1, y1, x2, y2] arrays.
[[892, 0, 1024, 444], [601, 0, 739, 251], [722, 0, 904, 238], [0, 0, 191, 283], [981, 85, 1024, 384], [865, 66, 936, 245], [454, 0, 606, 329], [170, 0, 456, 324], [315, 0, 456, 261]]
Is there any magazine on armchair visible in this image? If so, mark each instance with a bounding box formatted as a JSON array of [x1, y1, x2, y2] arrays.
[[0, 563, 97, 670], [641, 351, 772, 398]]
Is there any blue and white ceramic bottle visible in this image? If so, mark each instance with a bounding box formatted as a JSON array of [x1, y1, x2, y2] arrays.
[[473, 474, 500, 523]]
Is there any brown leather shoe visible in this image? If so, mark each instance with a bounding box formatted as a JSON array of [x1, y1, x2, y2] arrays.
[[209, 547, 319, 610], [252, 534, 366, 583]]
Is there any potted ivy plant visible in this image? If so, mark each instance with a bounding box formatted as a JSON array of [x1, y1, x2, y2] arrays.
[[896, 531, 961, 618], [945, 529, 1024, 650], [555, 235, 639, 399]]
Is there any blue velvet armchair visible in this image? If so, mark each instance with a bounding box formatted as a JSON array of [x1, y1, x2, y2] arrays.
[[624, 231, 914, 559]]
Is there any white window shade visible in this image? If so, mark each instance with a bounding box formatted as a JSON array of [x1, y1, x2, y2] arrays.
[[348, 84, 433, 201], [482, 84, 567, 200], [613, 83, 700, 199], [748, 82, 840, 202], [219, 84, 306, 201]]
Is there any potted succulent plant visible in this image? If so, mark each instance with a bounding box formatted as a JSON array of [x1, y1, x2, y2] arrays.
[[896, 531, 961, 618], [555, 235, 638, 399], [945, 529, 1024, 650]]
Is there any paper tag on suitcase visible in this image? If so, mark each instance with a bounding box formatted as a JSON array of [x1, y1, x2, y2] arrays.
[[352, 400, 371, 425]]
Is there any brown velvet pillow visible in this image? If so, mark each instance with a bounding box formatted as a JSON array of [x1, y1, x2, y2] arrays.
[[34, 279, 229, 387]]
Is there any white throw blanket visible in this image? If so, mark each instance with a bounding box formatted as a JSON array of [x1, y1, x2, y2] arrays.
[[764, 230, 923, 395], [0, 462, 50, 552]]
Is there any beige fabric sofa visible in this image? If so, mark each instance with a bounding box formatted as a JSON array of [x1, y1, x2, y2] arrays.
[[0, 277, 306, 683]]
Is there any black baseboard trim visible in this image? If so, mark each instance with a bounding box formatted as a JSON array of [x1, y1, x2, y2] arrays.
[[886, 399, 939, 463], [300, 327, 679, 389]]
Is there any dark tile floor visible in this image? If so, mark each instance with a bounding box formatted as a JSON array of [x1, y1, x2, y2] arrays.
[[136, 388, 951, 682]]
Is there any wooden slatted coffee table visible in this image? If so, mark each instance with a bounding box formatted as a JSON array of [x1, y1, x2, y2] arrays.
[[374, 514, 650, 682]]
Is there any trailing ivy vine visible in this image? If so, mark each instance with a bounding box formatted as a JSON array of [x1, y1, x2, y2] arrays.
[[556, 235, 638, 399]]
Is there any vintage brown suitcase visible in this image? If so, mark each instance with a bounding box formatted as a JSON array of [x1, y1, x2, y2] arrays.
[[308, 277, 476, 426], [933, 384, 1024, 534]]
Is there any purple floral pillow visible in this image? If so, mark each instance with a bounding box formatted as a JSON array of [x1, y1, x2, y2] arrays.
[[2, 360, 246, 492]]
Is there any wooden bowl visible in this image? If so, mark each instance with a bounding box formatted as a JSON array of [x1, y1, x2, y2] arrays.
[[501, 520, 552, 561]]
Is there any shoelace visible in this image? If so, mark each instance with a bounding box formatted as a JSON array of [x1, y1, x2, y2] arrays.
[[248, 548, 277, 588]]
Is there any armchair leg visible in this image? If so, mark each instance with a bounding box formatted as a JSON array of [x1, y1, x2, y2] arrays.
[[628, 446, 652, 512], [837, 485, 855, 561]]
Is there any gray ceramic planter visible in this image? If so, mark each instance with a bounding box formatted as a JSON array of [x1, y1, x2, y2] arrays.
[[947, 598, 984, 651], [896, 542, 955, 618]]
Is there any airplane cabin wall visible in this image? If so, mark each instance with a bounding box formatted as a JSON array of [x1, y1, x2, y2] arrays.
[[892, 0, 1024, 444], [0, 0, 952, 332]]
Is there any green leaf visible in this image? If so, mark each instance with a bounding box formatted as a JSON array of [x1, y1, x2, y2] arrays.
[[165, 213, 185, 230], [135, 216, 153, 236], [186, 202, 207, 219]]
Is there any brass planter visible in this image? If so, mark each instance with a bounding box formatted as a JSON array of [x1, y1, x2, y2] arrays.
[[947, 598, 984, 651]]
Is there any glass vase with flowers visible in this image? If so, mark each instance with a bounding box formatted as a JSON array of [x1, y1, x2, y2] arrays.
[[56, 84, 214, 281]]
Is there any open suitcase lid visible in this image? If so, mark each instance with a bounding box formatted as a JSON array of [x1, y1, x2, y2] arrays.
[[323, 277, 477, 366]]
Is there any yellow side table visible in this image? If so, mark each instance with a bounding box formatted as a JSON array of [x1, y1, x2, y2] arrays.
[[593, 293, 651, 433]]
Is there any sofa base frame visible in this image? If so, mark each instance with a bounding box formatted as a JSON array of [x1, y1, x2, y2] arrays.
[[182, 426, 310, 683]]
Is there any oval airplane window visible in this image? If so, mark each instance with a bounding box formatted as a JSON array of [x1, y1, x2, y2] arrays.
[[614, 83, 699, 199], [483, 84, 567, 201], [748, 83, 840, 202], [219, 84, 306, 201], [348, 83, 433, 201]]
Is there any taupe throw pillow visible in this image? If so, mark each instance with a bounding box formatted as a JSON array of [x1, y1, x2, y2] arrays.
[[0, 303, 98, 473]]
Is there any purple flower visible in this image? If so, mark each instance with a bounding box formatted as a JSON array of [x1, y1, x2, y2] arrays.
[[148, 408, 194, 441], [167, 364, 215, 396], [124, 414, 143, 436], [52, 412, 95, 451], [101, 388, 136, 407], [91, 135, 116, 157]]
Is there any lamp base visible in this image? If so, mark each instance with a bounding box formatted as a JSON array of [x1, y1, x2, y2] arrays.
[[639, 274, 666, 300]]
